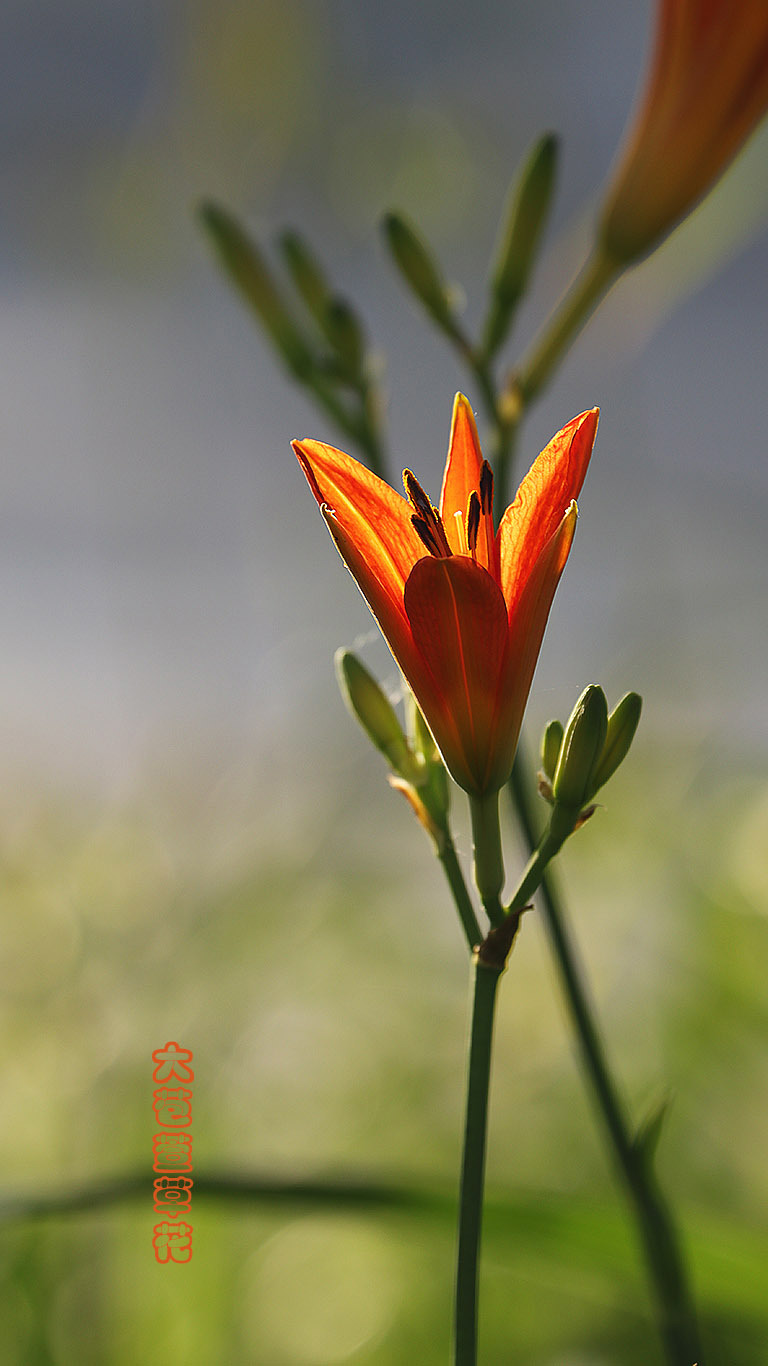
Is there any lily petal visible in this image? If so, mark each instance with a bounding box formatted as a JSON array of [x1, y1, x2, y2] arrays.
[[489, 503, 579, 789], [404, 556, 508, 793], [294, 438, 424, 596], [320, 505, 435, 709], [600, 0, 768, 263], [498, 408, 597, 620], [439, 394, 485, 552]]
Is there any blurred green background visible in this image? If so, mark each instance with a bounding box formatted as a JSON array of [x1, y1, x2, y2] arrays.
[[1, 0, 768, 1361]]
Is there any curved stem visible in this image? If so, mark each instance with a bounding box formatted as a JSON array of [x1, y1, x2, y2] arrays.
[[508, 748, 703, 1365], [454, 956, 502, 1366], [510, 250, 619, 406], [439, 836, 485, 950]]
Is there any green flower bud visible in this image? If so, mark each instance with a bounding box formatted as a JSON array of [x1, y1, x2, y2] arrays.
[[324, 298, 366, 379], [278, 230, 331, 325], [403, 688, 450, 825], [481, 133, 559, 360], [335, 650, 419, 781], [588, 692, 642, 798], [552, 685, 608, 811], [404, 689, 438, 765], [199, 202, 313, 379], [540, 717, 564, 783], [382, 213, 460, 339], [278, 233, 366, 382]]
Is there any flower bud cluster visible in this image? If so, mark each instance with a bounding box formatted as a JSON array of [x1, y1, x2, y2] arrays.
[[539, 686, 642, 841]]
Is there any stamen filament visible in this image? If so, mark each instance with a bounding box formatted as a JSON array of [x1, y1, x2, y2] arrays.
[[454, 509, 469, 556]]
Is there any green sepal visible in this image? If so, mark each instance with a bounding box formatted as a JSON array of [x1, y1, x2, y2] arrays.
[[480, 133, 559, 361], [335, 650, 420, 782], [382, 212, 463, 341], [198, 201, 314, 380], [588, 691, 642, 798], [552, 685, 608, 810]]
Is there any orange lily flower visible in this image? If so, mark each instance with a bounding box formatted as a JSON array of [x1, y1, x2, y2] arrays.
[[599, 0, 768, 265], [294, 397, 598, 796]]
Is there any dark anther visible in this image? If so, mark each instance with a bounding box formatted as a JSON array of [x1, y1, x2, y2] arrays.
[[479, 460, 494, 517], [403, 470, 434, 520], [412, 514, 450, 558], [404, 469, 452, 557], [466, 491, 481, 554]]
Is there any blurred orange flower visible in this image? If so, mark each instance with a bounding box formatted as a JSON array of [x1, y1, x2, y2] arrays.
[[600, 0, 768, 264], [294, 397, 598, 795]]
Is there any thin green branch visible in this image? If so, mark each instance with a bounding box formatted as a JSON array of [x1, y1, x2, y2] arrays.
[[508, 748, 702, 1365], [438, 835, 485, 950]]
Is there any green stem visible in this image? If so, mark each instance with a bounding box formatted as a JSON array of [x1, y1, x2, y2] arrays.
[[508, 749, 702, 1365], [511, 249, 618, 406], [469, 792, 505, 926], [439, 836, 485, 950], [453, 956, 502, 1366], [453, 816, 562, 1366]]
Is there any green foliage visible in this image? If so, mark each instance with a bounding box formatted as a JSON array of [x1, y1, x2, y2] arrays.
[[199, 201, 314, 380], [1, 760, 767, 1361], [199, 201, 385, 472]]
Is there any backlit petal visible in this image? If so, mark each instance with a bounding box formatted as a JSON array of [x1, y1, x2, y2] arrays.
[[439, 394, 484, 552], [294, 438, 425, 598], [404, 556, 508, 793], [489, 504, 578, 787], [498, 408, 597, 619], [320, 507, 435, 708]]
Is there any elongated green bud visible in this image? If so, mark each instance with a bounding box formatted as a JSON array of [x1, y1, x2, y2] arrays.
[[481, 133, 559, 360], [278, 232, 366, 379], [382, 213, 460, 338], [278, 230, 331, 324], [199, 202, 313, 378], [404, 689, 437, 764], [402, 688, 450, 823], [588, 692, 642, 798], [553, 685, 608, 811], [325, 298, 366, 379], [540, 718, 564, 782], [335, 650, 419, 780]]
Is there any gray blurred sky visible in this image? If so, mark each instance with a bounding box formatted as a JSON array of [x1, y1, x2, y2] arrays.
[[1, 0, 767, 793]]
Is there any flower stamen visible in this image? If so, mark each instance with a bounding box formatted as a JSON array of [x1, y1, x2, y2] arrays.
[[454, 509, 469, 556], [466, 491, 481, 559], [479, 460, 494, 517], [404, 469, 453, 558]]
